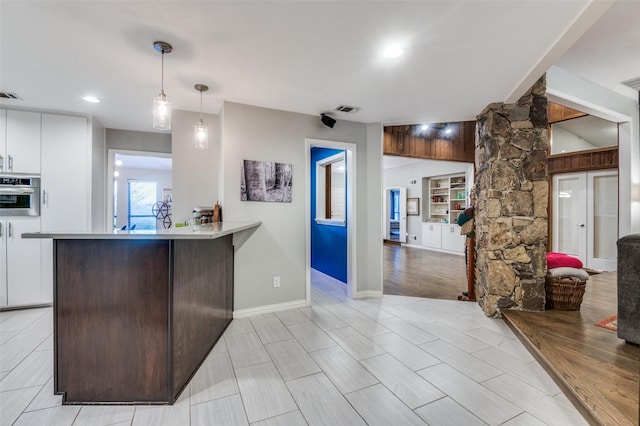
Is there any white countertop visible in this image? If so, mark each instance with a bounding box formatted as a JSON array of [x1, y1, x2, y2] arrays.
[[23, 221, 261, 240]]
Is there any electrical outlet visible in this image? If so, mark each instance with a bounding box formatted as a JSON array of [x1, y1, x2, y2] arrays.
[[409, 234, 417, 241], [273, 276, 280, 288]]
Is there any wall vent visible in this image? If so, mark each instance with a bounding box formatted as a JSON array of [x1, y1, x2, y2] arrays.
[[621, 77, 640, 91], [0, 92, 22, 100], [334, 105, 361, 114]]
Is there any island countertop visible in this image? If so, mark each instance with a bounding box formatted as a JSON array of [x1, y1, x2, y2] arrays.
[[23, 221, 261, 240]]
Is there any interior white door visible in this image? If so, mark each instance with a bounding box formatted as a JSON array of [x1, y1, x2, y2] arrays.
[[553, 173, 587, 264], [587, 170, 618, 271]]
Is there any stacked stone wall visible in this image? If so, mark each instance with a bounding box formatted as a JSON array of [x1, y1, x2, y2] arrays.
[[475, 75, 549, 317]]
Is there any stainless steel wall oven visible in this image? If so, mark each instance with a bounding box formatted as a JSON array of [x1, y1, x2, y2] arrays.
[[0, 176, 40, 216]]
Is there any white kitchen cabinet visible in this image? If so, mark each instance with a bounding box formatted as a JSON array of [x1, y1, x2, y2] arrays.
[[0, 218, 42, 307], [40, 113, 89, 304], [422, 222, 442, 249], [441, 224, 466, 253], [0, 109, 41, 174]]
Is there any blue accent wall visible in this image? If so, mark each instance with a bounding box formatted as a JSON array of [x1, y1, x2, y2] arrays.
[[311, 147, 347, 283]]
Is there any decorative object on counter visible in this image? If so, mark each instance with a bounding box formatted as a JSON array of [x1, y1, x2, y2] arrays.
[[241, 159, 292, 202], [152, 200, 172, 229], [152, 41, 172, 131], [213, 201, 222, 222], [193, 206, 215, 224], [407, 197, 419, 215], [194, 84, 209, 149]]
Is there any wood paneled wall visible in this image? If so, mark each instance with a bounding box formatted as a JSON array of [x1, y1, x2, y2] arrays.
[[548, 102, 587, 124], [383, 121, 475, 163]]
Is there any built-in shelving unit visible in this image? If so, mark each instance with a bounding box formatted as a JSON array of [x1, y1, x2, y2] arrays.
[[423, 173, 467, 224]]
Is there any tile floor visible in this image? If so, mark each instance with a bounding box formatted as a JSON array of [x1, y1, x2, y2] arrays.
[[0, 272, 588, 426]]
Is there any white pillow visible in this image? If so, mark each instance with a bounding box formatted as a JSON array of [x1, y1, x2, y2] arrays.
[[547, 267, 590, 281]]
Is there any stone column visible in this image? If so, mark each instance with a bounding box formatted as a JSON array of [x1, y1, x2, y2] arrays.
[[474, 75, 548, 317]]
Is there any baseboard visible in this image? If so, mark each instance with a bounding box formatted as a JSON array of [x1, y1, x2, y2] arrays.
[[355, 290, 383, 298], [233, 299, 307, 318], [401, 243, 465, 256]]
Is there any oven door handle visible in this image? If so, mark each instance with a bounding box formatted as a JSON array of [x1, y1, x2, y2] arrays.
[[0, 188, 35, 195]]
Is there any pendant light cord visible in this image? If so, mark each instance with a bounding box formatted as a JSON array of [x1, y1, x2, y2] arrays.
[[161, 50, 165, 95], [199, 88, 203, 120]]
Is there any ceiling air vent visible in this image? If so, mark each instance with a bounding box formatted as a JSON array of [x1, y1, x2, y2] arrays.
[[621, 77, 640, 91], [0, 92, 22, 100], [334, 105, 361, 114]]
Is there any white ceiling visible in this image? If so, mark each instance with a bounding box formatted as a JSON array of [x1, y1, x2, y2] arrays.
[[0, 1, 637, 134]]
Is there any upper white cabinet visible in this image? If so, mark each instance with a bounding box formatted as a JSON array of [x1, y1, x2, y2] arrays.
[[1, 109, 41, 174], [40, 113, 89, 231]]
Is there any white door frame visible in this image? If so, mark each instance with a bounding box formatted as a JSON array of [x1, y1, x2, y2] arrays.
[[384, 187, 407, 243], [305, 139, 357, 304]]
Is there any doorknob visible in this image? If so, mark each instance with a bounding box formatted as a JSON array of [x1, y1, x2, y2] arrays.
[[577, 224, 585, 227]]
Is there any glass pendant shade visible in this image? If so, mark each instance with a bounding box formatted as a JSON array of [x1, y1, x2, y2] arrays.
[[152, 41, 172, 131], [194, 119, 208, 149], [153, 91, 171, 130]]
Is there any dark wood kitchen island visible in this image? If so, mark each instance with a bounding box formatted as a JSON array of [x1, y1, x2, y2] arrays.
[[24, 221, 260, 405]]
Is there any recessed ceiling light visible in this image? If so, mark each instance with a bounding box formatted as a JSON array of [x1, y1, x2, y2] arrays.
[[420, 124, 429, 131], [83, 95, 100, 103], [115, 159, 123, 166], [382, 45, 404, 59], [113, 171, 120, 177]]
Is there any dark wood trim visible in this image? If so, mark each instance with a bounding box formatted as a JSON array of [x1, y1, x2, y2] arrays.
[[547, 146, 618, 174]]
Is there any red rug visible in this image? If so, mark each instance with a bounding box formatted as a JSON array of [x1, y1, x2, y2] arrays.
[[595, 315, 618, 331]]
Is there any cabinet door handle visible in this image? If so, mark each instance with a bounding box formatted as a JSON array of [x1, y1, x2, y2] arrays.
[[42, 190, 47, 205], [7, 155, 13, 171], [0, 155, 3, 170], [0, 223, 3, 238], [7, 222, 12, 238]]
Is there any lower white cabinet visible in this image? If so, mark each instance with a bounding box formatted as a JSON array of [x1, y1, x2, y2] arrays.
[[421, 222, 465, 254], [422, 222, 442, 248], [0, 218, 42, 308], [441, 224, 466, 252]]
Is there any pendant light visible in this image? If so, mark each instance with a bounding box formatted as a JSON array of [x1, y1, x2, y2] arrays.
[[152, 41, 172, 130], [194, 84, 209, 149]]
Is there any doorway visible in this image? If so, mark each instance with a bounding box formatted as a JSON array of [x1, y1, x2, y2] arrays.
[[384, 187, 406, 243], [305, 139, 356, 303], [107, 149, 173, 231], [552, 169, 618, 271]]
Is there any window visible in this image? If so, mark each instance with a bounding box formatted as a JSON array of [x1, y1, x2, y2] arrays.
[[315, 152, 346, 226], [128, 180, 157, 230]]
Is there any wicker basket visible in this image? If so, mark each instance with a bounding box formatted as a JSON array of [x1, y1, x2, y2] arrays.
[[545, 276, 587, 311]]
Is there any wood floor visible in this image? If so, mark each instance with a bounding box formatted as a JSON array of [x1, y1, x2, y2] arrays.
[[385, 243, 639, 425], [502, 272, 639, 426], [384, 242, 467, 299]]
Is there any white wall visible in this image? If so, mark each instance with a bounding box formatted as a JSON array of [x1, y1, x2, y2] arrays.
[[551, 125, 597, 154], [171, 109, 221, 222], [221, 102, 381, 311], [106, 128, 171, 153], [383, 159, 471, 245], [548, 65, 640, 237]]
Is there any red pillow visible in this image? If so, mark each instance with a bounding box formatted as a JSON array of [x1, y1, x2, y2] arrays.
[[546, 252, 583, 269]]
